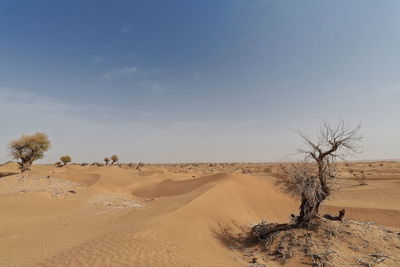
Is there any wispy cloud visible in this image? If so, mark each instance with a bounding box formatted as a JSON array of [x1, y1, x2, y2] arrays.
[[102, 67, 137, 79], [121, 24, 132, 34], [139, 81, 168, 95], [236, 120, 261, 127], [0, 87, 116, 121], [194, 71, 203, 81], [92, 55, 103, 63], [140, 112, 153, 118]]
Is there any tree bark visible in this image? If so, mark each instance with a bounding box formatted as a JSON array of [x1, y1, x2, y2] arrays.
[[296, 192, 325, 227], [295, 159, 330, 226], [297, 198, 318, 226], [20, 160, 32, 173]]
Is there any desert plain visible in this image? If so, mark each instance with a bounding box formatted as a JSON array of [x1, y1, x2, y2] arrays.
[[0, 161, 399, 267]]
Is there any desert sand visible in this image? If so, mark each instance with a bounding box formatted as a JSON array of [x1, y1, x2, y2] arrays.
[[0, 161, 399, 266]]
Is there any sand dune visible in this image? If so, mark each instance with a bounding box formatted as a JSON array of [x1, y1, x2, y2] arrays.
[[0, 161, 399, 266]]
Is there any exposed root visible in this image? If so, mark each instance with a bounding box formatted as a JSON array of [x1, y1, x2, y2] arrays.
[[250, 218, 341, 266], [251, 220, 294, 241], [241, 217, 400, 266], [323, 209, 345, 221]]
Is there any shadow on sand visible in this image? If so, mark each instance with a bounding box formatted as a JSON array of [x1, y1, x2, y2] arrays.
[[212, 221, 259, 251], [0, 172, 18, 179]]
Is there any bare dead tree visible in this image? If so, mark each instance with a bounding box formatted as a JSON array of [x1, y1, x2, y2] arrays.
[[278, 121, 362, 227]]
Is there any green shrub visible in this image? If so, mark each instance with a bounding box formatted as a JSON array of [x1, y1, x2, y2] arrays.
[[60, 155, 72, 166], [9, 132, 51, 172]]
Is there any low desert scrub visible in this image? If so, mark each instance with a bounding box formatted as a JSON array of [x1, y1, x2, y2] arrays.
[[60, 155, 71, 166], [9, 132, 51, 172], [264, 167, 272, 173], [136, 162, 144, 170], [357, 171, 368, 186]]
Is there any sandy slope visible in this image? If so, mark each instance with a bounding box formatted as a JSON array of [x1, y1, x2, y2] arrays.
[[0, 161, 399, 266]]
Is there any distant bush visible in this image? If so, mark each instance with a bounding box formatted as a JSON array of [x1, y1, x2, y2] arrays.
[[136, 162, 144, 170], [264, 167, 272, 173], [60, 155, 72, 166], [358, 171, 368, 186], [110, 155, 118, 165], [104, 157, 110, 165], [9, 132, 51, 172]]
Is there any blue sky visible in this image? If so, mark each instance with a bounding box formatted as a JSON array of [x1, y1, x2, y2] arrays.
[[1, 0, 399, 163]]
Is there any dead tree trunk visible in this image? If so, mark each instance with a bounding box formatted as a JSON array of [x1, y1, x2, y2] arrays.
[[297, 196, 316, 226], [296, 191, 327, 226], [297, 159, 330, 225]]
